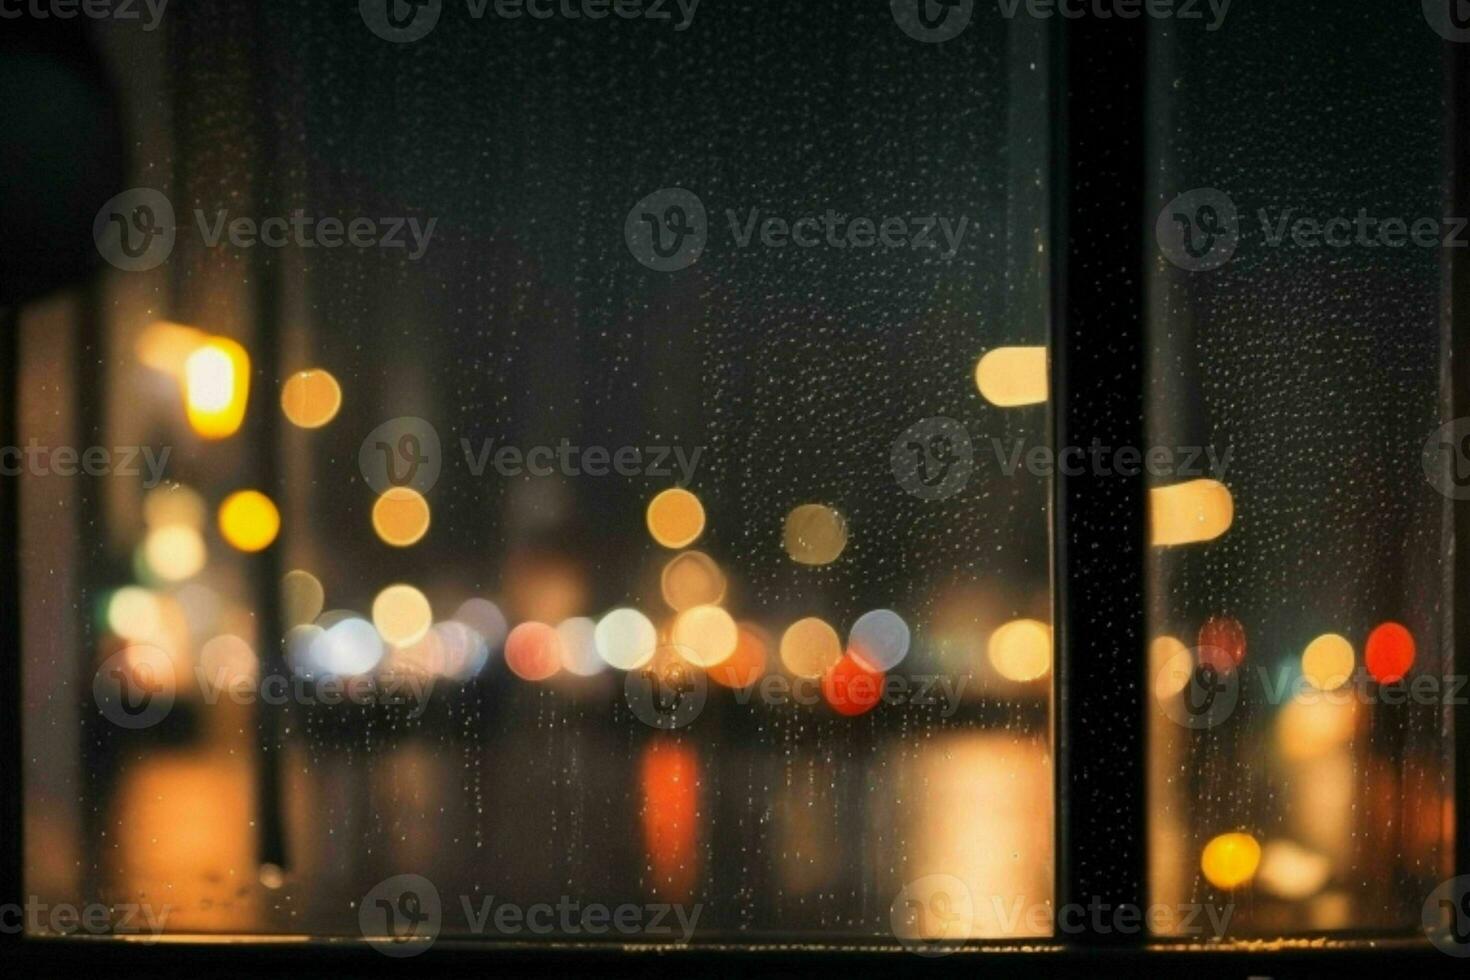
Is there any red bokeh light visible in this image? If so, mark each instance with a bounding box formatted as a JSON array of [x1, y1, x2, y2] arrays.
[[821, 653, 884, 717], [1365, 621, 1415, 684], [1197, 615, 1246, 675]]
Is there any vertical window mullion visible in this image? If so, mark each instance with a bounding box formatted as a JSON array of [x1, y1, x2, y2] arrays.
[[1052, 14, 1150, 945]]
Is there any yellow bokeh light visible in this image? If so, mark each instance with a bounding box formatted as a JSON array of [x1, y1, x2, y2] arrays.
[[779, 616, 843, 679], [107, 586, 162, 642], [282, 569, 325, 628], [184, 337, 250, 440], [136, 320, 207, 377], [646, 488, 705, 549], [1201, 832, 1262, 890], [280, 368, 343, 429], [1277, 696, 1357, 761], [372, 487, 431, 547], [1149, 479, 1233, 546], [1300, 633, 1354, 691], [217, 490, 280, 553], [142, 524, 206, 582], [987, 618, 1052, 682], [143, 484, 205, 530], [670, 604, 738, 668], [974, 346, 1048, 407], [372, 584, 433, 647], [782, 503, 848, 566], [660, 551, 726, 611], [1150, 635, 1193, 699]]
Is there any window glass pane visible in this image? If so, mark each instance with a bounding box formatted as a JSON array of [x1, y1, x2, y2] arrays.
[[1146, 3, 1452, 936], [19, 2, 1054, 946]]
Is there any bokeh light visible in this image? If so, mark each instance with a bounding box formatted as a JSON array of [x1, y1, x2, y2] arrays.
[[779, 616, 842, 679], [1365, 621, 1415, 683], [505, 621, 563, 681], [142, 524, 206, 582], [1200, 832, 1262, 890], [847, 608, 910, 672], [1149, 479, 1234, 546], [184, 337, 250, 439], [1277, 695, 1357, 761], [646, 488, 705, 549], [372, 487, 430, 547], [671, 604, 738, 668], [822, 654, 884, 717], [143, 484, 205, 530], [660, 551, 726, 611], [218, 490, 280, 553], [709, 623, 768, 690], [556, 616, 605, 676], [281, 570, 325, 628], [594, 607, 658, 670], [1150, 635, 1193, 699], [452, 598, 508, 652], [279, 368, 342, 429], [308, 614, 385, 677], [107, 586, 161, 642], [371, 584, 433, 647], [782, 503, 848, 566], [987, 618, 1052, 682], [974, 346, 1048, 407], [1300, 633, 1355, 691], [1197, 615, 1246, 675]]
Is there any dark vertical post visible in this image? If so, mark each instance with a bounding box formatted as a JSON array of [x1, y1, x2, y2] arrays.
[[1051, 15, 1149, 940], [0, 304, 20, 930], [249, 4, 288, 874], [1450, 25, 1470, 887]]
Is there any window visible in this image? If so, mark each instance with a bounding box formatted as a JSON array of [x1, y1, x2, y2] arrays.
[[0, 0, 1465, 974]]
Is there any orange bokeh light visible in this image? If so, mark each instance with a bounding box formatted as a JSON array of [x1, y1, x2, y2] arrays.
[[505, 621, 562, 681], [822, 653, 884, 717], [640, 740, 699, 901], [709, 623, 768, 690]]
